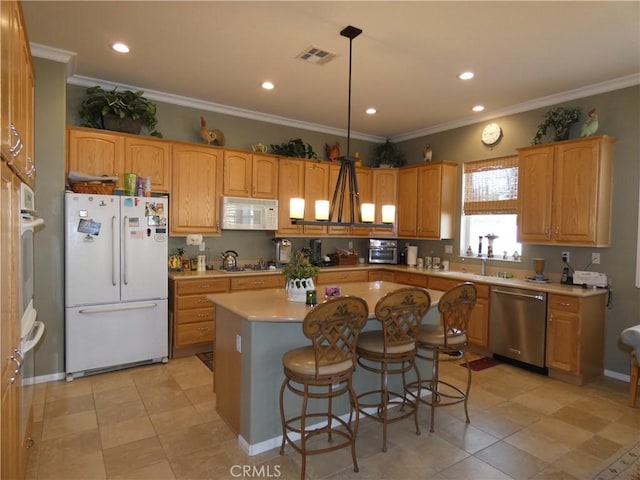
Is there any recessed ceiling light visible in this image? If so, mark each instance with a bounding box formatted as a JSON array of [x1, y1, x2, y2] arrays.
[[365, 107, 377, 115], [261, 81, 275, 90], [472, 105, 485, 112], [458, 71, 474, 80], [111, 42, 130, 53]]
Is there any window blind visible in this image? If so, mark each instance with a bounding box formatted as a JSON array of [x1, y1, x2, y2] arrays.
[[463, 155, 518, 214]]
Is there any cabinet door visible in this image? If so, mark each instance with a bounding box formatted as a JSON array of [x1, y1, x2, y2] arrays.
[[223, 150, 252, 197], [124, 137, 171, 192], [553, 141, 599, 244], [303, 161, 329, 236], [368, 270, 395, 282], [467, 297, 489, 348], [371, 169, 398, 237], [67, 128, 125, 189], [397, 166, 418, 237], [546, 309, 579, 373], [170, 144, 222, 235], [276, 158, 304, 235], [517, 146, 555, 242], [417, 162, 457, 239], [252, 154, 278, 199], [394, 271, 427, 287], [351, 167, 373, 236]]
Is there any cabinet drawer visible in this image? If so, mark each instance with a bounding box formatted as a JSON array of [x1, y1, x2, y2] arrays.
[[316, 270, 368, 285], [395, 272, 428, 287], [176, 321, 214, 347], [548, 294, 580, 313], [175, 308, 214, 325], [176, 278, 229, 295], [176, 294, 214, 310], [231, 275, 284, 291], [369, 270, 395, 282]]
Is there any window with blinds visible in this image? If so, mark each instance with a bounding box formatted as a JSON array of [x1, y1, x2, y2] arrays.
[[463, 155, 518, 215]]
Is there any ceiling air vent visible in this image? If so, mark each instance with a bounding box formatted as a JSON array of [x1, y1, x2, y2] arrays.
[[296, 46, 336, 65]]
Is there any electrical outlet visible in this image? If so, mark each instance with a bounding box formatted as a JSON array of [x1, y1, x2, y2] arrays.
[[445, 245, 453, 254], [562, 251, 570, 263], [591, 252, 600, 264], [348, 241, 353, 250]]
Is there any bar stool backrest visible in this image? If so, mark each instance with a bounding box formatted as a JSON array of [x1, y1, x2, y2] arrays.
[[437, 282, 477, 348], [374, 288, 431, 354], [303, 295, 369, 379]]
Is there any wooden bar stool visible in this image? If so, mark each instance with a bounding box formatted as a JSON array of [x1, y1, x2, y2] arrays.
[[356, 287, 431, 452], [415, 282, 477, 432], [620, 325, 640, 407], [279, 295, 369, 479]]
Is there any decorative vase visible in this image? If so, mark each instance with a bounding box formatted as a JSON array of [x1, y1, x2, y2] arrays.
[[286, 277, 315, 303], [102, 114, 143, 134]]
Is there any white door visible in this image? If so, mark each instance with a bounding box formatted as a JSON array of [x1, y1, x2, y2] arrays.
[[65, 193, 120, 306], [120, 196, 168, 301]]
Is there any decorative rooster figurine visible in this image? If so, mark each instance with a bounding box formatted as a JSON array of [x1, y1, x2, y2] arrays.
[[580, 108, 599, 137], [199, 116, 225, 146], [325, 142, 340, 162], [423, 144, 433, 162]]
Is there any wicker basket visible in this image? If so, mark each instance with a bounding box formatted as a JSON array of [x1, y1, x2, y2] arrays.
[[329, 252, 359, 266], [69, 181, 116, 195]]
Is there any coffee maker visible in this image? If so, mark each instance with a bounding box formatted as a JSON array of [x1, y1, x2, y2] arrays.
[[273, 238, 292, 266], [310, 239, 323, 265]]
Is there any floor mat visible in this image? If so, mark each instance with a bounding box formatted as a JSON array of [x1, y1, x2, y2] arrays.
[[196, 350, 214, 372], [593, 442, 639, 480], [461, 357, 501, 371]]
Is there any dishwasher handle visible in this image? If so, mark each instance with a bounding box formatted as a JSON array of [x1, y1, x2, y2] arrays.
[[492, 288, 545, 302]]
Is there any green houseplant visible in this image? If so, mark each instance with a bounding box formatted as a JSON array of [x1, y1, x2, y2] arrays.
[[79, 86, 163, 137], [282, 250, 320, 302], [270, 138, 317, 159], [532, 106, 582, 145], [372, 139, 406, 167]]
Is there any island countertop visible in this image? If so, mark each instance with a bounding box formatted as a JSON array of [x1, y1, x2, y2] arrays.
[[207, 280, 443, 322]]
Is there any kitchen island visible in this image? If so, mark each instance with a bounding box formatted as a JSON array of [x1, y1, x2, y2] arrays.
[[207, 281, 442, 455]]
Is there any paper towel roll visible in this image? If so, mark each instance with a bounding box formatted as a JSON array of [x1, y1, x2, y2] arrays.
[[407, 246, 418, 266]]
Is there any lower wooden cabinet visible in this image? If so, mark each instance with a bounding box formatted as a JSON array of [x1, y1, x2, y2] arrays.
[[427, 276, 490, 349], [368, 269, 395, 282], [395, 271, 428, 287], [169, 277, 229, 357], [546, 293, 605, 385], [230, 274, 283, 291], [316, 270, 368, 285]]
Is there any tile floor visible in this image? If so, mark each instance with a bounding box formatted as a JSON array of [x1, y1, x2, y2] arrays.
[[26, 354, 639, 479]]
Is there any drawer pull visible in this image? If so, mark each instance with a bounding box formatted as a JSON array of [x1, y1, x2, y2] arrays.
[[196, 327, 209, 332], [198, 284, 211, 289], [197, 313, 210, 317], [253, 281, 265, 285], [558, 302, 572, 307], [197, 299, 210, 303]]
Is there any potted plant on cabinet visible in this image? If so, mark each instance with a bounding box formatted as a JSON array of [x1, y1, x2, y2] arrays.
[[532, 106, 582, 145], [282, 250, 320, 302], [269, 138, 318, 159], [372, 139, 406, 167], [78, 86, 163, 137]]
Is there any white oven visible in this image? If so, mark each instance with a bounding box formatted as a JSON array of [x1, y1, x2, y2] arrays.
[[19, 183, 45, 448]]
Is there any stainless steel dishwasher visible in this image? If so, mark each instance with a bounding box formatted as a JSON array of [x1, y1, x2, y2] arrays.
[[489, 286, 547, 368]]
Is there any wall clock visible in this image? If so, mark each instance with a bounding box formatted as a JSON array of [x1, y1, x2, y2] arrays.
[[481, 123, 503, 146]]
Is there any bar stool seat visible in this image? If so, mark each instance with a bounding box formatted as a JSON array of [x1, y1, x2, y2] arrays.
[[279, 295, 369, 479]]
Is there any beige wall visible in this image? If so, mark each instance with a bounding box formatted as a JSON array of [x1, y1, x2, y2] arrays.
[[33, 63, 639, 378]]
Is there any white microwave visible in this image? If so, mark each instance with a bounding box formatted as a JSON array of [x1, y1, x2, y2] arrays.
[[221, 196, 278, 230]]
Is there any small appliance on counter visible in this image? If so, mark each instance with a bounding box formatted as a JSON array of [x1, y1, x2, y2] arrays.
[[273, 238, 292, 266], [220, 250, 239, 270], [368, 239, 398, 264], [310, 239, 323, 266]]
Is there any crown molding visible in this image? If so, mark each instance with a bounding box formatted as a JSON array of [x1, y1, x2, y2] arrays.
[[30, 43, 638, 144], [392, 73, 640, 142]]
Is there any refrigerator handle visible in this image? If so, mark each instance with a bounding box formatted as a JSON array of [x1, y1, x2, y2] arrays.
[[112, 215, 117, 286], [123, 215, 128, 285]]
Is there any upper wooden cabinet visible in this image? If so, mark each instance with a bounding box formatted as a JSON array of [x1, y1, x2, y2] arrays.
[[223, 150, 277, 199], [397, 162, 458, 239], [517, 135, 615, 246], [1, 0, 35, 187], [170, 143, 223, 235], [302, 161, 330, 236], [371, 168, 398, 237], [124, 137, 171, 192], [276, 157, 305, 236], [67, 127, 171, 192]]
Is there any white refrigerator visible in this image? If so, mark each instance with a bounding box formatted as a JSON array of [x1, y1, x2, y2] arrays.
[[65, 192, 169, 379]]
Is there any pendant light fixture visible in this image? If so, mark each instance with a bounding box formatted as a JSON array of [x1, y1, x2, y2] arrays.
[[289, 25, 395, 228]]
